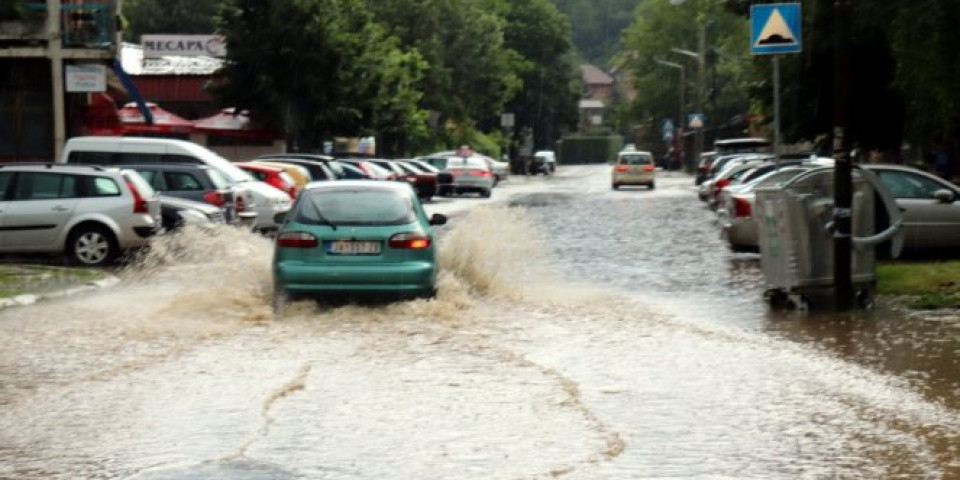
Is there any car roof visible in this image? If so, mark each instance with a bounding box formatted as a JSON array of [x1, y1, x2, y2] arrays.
[[302, 179, 413, 193], [0, 163, 122, 174]]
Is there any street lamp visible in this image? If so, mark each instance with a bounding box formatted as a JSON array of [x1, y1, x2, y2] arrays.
[[670, 28, 706, 173]]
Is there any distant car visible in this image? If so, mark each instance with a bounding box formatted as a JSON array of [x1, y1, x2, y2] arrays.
[[612, 149, 656, 190], [409, 159, 454, 195], [157, 194, 227, 232], [337, 158, 395, 180], [250, 160, 313, 191], [445, 155, 495, 197], [255, 153, 345, 180], [235, 162, 300, 199], [533, 150, 557, 175], [272, 180, 447, 312], [123, 163, 250, 226], [695, 151, 717, 185], [863, 164, 960, 251], [717, 166, 813, 252], [714, 137, 772, 155], [0, 164, 161, 266], [394, 160, 439, 200], [479, 155, 510, 183]]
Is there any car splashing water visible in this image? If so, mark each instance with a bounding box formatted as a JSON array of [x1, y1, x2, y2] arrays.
[[1, 189, 958, 479]]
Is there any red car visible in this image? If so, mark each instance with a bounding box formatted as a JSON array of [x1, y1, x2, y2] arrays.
[[235, 162, 299, 199], [393, 160, 439, 200]]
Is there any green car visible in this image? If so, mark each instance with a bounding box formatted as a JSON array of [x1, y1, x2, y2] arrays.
[[272, 180, 447, 312]]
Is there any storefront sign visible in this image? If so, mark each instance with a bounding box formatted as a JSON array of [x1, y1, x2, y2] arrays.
[[141, 35, 227, 58], [65, 64, 106, 92]]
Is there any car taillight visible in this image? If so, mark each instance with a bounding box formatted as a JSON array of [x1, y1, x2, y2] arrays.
[[472, 169, 492, 177], [643, 165, 655, 172], [615, 165, 628, 172], [388, 232, 431, 249], [203, 190, 226, 207], [236, 194, 246, 212], [714, 178, 730, 194], [124, 179, 149, 214], [733, 197, 752, 217], [449, 169, 464, 176], [277, 231, 319, 248]]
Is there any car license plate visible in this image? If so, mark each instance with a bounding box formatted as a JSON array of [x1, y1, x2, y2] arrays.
[[326, 240, 381, 255]]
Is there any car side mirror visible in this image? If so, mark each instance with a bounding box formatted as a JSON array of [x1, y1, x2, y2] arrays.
[[933, 189, 955, 204], [274, 211, 288, 224], [429, 213, 447, 226]]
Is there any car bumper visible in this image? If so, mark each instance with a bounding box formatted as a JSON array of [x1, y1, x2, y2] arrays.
[[612, 173, 655, 185], [275, 261, 436, 294], [721, 217, 758, 250]]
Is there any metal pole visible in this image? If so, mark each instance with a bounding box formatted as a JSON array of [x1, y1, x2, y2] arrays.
[[833, 0, 853, 309], [48, 0, 66, 161], [679, 66, 685, 149], [695, 20, 706, 173], [773, 55, 781, 160]]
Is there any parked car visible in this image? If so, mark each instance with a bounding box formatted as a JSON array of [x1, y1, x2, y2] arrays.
[[612, 149, 656, 190], [698, 154, 770, 202], [717, 166, 813, 252], [255, 153, 345, 180], [532, 150, 557, 175], [394, 160, 439, 201], [445, 155, 495, 197], [0, 164, 161, 266], [61, 136, 291, 232], [336, 158, 396, 180], [408, 159, 454, 195], [478, 155, 510, 183], [695, 151, 718, 185], [122, 163, 252, 226], [272, 180, 448, 312], [157, 194, 227, 232], [863, 164, 960, 252], [714, 137, 772, 155], [251, 160, 313, 190], [235, 162, 300, 199]]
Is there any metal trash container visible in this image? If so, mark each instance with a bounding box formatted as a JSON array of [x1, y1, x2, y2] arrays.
[[754, 166, 903, 310]]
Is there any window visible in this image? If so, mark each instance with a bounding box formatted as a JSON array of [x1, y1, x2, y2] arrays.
[[87, 177, 121, 197], [134, 169, 160, 189], [0, 172, 11, 199], [68, 151, 114, 165], [619, 154, 652, 165], [876, 171, 947, 199], [116, 152, 163, 164], [295, 189, 415, 226], [13, 173, 77, 200], [163, 154, 203, 164], [164, 171, 203, 191]]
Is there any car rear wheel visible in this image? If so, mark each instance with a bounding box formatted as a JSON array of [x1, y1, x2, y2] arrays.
[[649, 182, 656, 190], [480, 189, 492, 198], [67, 225, 118, 267], [612, 183, 619, 190]]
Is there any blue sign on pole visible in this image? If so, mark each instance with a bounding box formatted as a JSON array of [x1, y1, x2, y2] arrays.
[[750, 3, 802, 55], [662, 118, 675, 142]]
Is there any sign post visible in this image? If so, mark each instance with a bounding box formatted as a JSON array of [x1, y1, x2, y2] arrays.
[[750, 3, 802, 159]]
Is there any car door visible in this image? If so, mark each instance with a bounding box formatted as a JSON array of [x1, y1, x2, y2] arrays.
[[874, 169, 960, 248], [1, 172, 80, 251]]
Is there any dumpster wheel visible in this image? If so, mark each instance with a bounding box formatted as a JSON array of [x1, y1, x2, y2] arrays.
[[764, 289, 789, 310], [855, 287, 875, 310]]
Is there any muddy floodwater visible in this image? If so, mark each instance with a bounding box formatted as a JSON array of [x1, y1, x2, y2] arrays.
[[0, 166, 957, 479]]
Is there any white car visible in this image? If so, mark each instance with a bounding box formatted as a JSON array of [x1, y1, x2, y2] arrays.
[[445, 155, 495, 197], [61, 136, 294, 232], [533, 150, 557, 174]]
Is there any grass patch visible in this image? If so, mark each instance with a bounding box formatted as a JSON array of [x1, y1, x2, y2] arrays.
[[876, 260, 960, 309], [0, 265, 105, 299]]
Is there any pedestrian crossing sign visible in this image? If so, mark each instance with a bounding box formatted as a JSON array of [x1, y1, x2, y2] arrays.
[[751, 3, 802, 55]]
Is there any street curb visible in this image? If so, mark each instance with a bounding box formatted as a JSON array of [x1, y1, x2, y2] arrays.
[[0, 275, 120, 310]]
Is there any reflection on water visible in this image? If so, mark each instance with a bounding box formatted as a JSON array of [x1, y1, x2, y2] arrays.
[[0, 180, 957, 479]]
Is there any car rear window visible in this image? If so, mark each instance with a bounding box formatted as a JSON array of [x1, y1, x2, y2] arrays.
[[619, 153, 653, 165], [294, 188, 416, 226], [122, 170, 157, 197]]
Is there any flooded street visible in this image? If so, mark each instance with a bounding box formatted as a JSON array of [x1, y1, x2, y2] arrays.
[[1, 165, 958, 479]]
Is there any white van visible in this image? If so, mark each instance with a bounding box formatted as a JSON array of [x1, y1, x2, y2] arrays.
[[61, 136, 291, 231]]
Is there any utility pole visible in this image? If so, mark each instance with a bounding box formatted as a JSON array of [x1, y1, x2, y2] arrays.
[[833, 0, 853, 308], [655, 59, 685, 151]]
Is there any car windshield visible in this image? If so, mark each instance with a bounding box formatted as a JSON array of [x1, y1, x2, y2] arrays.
[[619, 153, 652, 165], [294, 188, 416, 226]]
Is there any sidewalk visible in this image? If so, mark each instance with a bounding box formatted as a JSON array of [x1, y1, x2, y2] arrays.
[[0, 264, 118, 309]]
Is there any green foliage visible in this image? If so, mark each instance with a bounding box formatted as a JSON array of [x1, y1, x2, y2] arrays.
[[214, 0, 427, 155], [620, 0, 750, 144], [122, 0, 223, 42], [502, 0, 580, 151], [558, 134, 624, 164], [550, 0, 644, 65]]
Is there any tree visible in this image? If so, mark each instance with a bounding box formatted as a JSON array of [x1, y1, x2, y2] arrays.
[[363, 0, 521, 146], [122, 0, 223, 42], [501, 0, 580, 151], [620, 0, 750, 148], [213, 0, 428, 155], [550, 0, 644, 66]]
